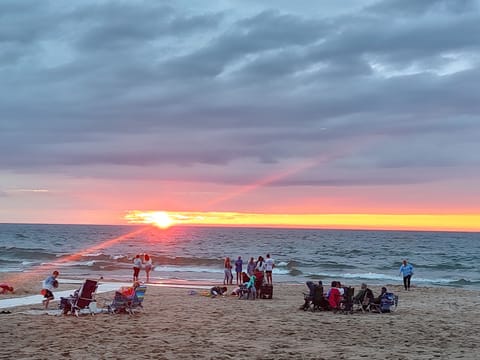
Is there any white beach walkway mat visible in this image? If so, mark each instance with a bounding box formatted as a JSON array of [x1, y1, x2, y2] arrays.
[[0, 280, 210, 310], [0, 280, 130, 310]]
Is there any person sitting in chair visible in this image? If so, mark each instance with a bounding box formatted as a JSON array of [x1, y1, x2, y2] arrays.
[[300, 281, 325, 310], [327, 281, 342, 310], [353, 283, 374, 310], [373, 286, 388, 305], [353, 283, 368, 303]]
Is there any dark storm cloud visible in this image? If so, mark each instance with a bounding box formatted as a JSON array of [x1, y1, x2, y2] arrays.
[[0, 0, 479, 188]]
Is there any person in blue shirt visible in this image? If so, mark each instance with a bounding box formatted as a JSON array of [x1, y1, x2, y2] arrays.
[[399, 259, 414, 290]]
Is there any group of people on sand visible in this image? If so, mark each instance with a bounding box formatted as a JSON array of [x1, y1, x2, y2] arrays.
[[223, 253, 275, 286], [300, 280, 393, 312], [133, 253, 153, 283], [212, 270, 263, 299], [299, 259, 413, 312], [214, 254, 275, 300]]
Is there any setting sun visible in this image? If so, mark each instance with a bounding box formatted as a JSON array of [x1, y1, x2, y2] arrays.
[[125, 211, 174, 229], [150, 211, 174, 229]]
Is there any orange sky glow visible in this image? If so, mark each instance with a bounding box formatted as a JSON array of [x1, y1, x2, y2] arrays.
[[124, 211, 480, 232]]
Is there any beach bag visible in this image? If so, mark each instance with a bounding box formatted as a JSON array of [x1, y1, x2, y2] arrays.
[[380, 293, 395, 313], [260, 284, 273, 299]]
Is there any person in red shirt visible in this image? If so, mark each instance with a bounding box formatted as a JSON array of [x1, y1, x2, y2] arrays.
[[327, 281, 342, 310], [0, 284, 14, 294]]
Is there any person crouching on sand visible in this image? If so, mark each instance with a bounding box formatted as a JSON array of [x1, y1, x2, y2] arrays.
[[41, 270, 59, 309], [210, 286, 228, 298], [0, 284, 14, 294]]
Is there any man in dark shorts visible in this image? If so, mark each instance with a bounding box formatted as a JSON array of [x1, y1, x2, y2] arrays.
[[264, 253, 275, 284], [42, 270, 59, 309]]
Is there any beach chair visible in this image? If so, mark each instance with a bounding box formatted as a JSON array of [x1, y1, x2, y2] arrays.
[[260, 284, 273, 299], [238, 284, 252, 300], [369, 292, 399, 313], [339, 287, 355, 314], [108, 285, 147, 314], [352, 288, 374, 313], [311, 285, 329, 311], [59, 279, 98, 316]]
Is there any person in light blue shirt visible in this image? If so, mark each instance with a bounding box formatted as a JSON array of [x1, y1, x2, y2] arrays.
[[399, 259, 414, 290]]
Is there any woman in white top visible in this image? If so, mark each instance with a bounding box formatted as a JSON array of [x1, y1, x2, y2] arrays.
[[143, 254, 153, 283], [255, 256, 265, 273]]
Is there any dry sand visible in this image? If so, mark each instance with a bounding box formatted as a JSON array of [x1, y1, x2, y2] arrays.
[[0, 275, 479, 360]]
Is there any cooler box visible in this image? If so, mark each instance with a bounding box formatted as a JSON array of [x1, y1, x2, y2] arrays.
[[260, 284, 273, 299]]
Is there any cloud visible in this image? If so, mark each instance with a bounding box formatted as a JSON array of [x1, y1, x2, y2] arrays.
[[0, 0, 479, 191]]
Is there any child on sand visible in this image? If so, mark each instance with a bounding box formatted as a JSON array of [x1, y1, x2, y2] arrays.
[[0, 284, 14, 294], [41, 270, 59, 309]]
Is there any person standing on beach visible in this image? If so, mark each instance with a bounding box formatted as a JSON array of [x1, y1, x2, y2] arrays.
[[255, 256, 265, 274], [143, 253, 153, 283], [133, 254, 142, 282], [235, 256, 243, 285], [264, 253, 275, 284], [41, 270, 59, 309], [399, 259, 414, 290], [224, 257, 233, 285], [247, 257, 256, 276]]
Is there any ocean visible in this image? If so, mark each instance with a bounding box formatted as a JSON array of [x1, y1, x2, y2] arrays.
[[1, 223, 479, 289]]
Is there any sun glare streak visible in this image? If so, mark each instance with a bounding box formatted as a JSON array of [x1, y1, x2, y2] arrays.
[[204, 158, 321, 209], [202, 135, 380, 210], [4, 226, 151, 288]]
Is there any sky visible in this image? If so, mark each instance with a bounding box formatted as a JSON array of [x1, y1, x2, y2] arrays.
[[1, 0, 480, 231]]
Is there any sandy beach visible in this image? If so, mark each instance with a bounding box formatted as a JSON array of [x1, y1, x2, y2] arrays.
[[0, 273, 479, 360]]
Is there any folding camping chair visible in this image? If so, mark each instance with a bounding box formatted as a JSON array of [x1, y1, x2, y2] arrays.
[[369, 292, 399, 313], [60, 279, 98, 316], [108, 284, 147, 314]]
